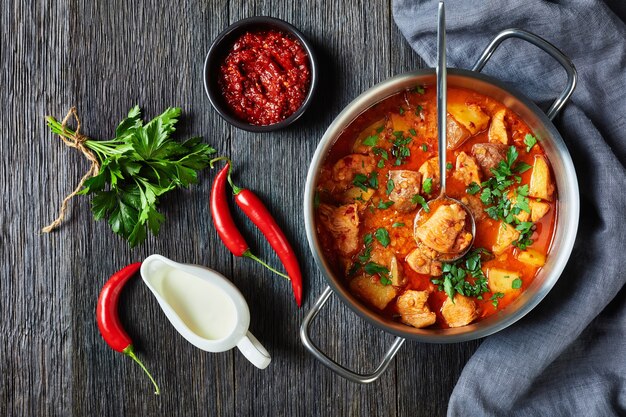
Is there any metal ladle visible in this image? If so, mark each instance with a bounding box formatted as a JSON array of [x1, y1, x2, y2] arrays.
[[414, 1, 476, 262]]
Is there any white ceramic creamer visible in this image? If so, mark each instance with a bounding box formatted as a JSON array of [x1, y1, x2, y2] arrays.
[[140, 254, 271, 369]]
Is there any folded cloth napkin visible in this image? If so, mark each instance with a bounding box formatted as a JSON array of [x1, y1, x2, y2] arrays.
[[393, 1, 626, 415]]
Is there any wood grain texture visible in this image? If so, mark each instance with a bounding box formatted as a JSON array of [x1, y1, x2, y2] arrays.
[[0, 0, 480, 416]]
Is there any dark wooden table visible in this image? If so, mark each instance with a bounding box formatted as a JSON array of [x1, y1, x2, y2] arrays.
[[1, 1, 481, 415]]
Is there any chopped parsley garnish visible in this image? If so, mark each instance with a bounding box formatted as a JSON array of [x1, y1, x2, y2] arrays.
[[423, 177, 433, 194], [512, 278, 523, 289], [376, 125, 385, 134], [490, 292, 505, 308], [391, 132, 412, 166], [392, 222, 405, 228], [362, 135, 378, 146], [364, 262, 392, 285], [375, 227, 390, 247], [386, 178, 395, 195], [399, 107, 405, 115], [421, 143, 428, 152], [353, 172, 378, 192], [409, 128, 417, 136], [377, 200, 394, 209], [431, 248, 490, 301], [524, 134, 538, 152], [415, 105, 423, 115], [466, 182, 480, 195], [413, 85, 425, 95], [377, 160, 385, 168], [411, 194, 430, 212], [446, 162, 453, 170]]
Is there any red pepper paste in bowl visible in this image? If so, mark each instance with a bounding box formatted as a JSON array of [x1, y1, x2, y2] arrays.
[[218, 30, 311, 126]]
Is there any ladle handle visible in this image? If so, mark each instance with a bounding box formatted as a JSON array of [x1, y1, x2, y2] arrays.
[[436, 1, 448, 195], [237, 331, 271, 369], [471, 28, 577, 120], [299, 286, 406, 384]]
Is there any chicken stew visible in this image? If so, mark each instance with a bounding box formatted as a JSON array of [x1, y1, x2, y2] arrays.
[[314, 85, 557, 329]]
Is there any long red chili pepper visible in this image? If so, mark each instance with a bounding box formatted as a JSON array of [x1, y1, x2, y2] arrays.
[[210, 163, 289, 279], [96, 262, 160, 395], [234, 188, 303, 307]]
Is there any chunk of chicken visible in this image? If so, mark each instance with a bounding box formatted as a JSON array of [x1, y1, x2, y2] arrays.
[[405, 244, 443, 276], [387, 170, 421, 212], [447, 114, 471, 149], [350, 275, 397, 310], [529, 156, 555, 201], [460, 195, 486, 221], [370, 248, 405, 286], [332, 154, 377, 190], [529, 199, 550, 222], [453, 152, 481, 186], [441, 294, 479, 328], [488, 109, 508, 145], [492, 222, 520, 255], [448, 102, 490, 135], [487, 268, 522, 294], [317, 203, 360, 256], [414, 203, 471, 254], [418, 157, 440, 193], [471, 143, 507, 177], [396, 290, 437, 328]]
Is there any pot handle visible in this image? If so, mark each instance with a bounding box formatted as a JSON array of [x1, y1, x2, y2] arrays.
[[471, 28, 577, 120], [299, 286, 405, 384]]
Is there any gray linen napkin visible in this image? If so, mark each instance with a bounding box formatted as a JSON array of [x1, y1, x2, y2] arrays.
[[392, 1, 626, 415]]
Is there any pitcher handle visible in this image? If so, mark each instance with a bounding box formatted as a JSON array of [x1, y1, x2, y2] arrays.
[[237, 331, 271, 369], [299, 286, 405, 384], [471, 28, 577, 120]]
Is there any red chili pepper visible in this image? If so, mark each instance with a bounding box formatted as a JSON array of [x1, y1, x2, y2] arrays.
[[234, 188, 303, 307], [96, 262, 160, 395], [211, 162, 290, 279]]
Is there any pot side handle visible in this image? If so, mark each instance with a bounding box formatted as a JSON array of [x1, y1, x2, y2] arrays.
[[471, 28, 577, 121], [299, 286, 405, 384]]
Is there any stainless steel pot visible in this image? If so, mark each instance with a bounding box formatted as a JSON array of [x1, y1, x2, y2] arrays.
[[300, 29, 579, 383]]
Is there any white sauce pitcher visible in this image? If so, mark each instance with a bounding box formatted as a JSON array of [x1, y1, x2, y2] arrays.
[[140, 254, 271, 369]]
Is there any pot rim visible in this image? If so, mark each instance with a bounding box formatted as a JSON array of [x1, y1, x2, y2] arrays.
[[303, 67, 579, 343]]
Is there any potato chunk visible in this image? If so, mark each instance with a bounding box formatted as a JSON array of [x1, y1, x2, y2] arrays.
[[487, 268, 522, 294], [441, 294, 479, 328], [453, 152, 481, 186], [341, 186, 375, 204], [370, 248, 405, 286], [406, 245, 443, 276], [317, 204, 360, 256], [529, 156, 555, 201], [418, 157, 440, 193], [352, 119, 386, 153], [488, 109, 508, 145], [396, 290, 437, 328], [492, 222, 520, 255], [529, 199, 550, 222], [448, 102, 490, 135], [350, 275, 397, 310], [387, 170, 421, 212], [516, 249, 546, 267], [447, 114, 471, 149], [332, 154, 377, 190], [414, 204, 471, 254]]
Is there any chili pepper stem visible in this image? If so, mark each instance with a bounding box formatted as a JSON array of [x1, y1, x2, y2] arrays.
[[243, 250, 290, 280], [123, 345, 161, 395], [209, 156, 242, 194]]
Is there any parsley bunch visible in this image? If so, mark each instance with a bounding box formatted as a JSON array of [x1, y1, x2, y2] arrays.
[[46, 106, 216, 247]]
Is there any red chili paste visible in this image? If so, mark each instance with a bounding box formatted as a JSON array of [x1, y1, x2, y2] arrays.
[[219, 30, 311, 126]]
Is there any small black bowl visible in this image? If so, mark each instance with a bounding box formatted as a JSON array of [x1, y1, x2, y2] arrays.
[[203, 16, 318, 132]]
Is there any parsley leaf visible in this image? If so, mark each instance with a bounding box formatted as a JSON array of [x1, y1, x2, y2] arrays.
[[386, 178, 395, 195], [375, 228, 390, 247], [362, 135, 378, 146], [511, 278, 523, 289], [423, 177, 433, 194], [392, 222, 405, 228], [432, 248, 490, 301], [411, 194, 430, 212], [377, 200, 395, 209], [364, 262, 392, 285], [524, 134, 538, 152]]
